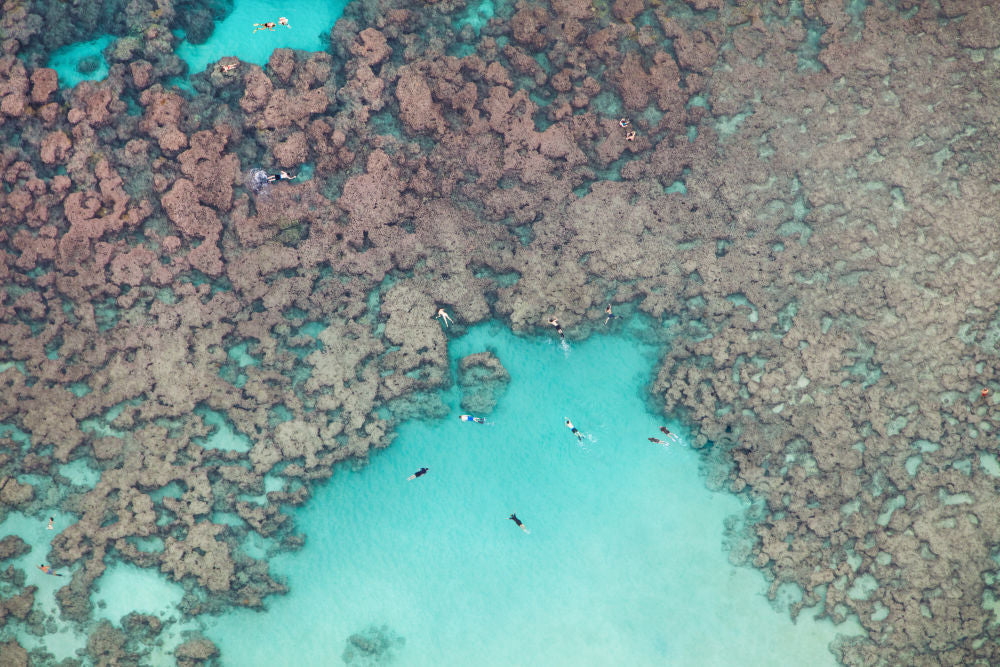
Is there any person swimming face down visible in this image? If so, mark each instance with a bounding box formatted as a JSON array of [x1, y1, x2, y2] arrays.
[[509, 513, 529, 533], [548, 317, 564, 338]]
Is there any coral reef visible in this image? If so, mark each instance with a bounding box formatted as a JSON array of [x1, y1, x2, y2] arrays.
[[342, 624, 405, 665], [458, 351, 511, 413], [0, 0, 997, 664]]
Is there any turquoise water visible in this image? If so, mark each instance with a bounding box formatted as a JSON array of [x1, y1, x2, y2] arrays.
[[46, 35, 114, 88], [176, 0, 349, 75], [0, 512, 84, 661], [204, 322, 861, 665]]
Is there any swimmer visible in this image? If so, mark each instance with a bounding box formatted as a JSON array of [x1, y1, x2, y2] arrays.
[[548, 317, 564, 339], [436, 308, 454, 327], [565, 418, 583, 442], [509, 513, 529, 533], [982, 388, 990, 399], [619, 118, 630, 128], [407, 467, 429, 480], [278, 16, 290, 27], [460, 415, 485, 424], [38, 564, 62, 576], [648, 437, 669, 446], [47, 517, 54, 530], [253, 22, 277, 33], [625, 131, 636, 142], [659, 426, 679, 440], [604, 304, 618, 325]]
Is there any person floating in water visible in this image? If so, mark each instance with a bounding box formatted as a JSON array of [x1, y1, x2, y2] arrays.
[[460, 415, 485, 424], [619, 118, 630, 128], [659, 426, 679, 441], [267, 170, 296, 182], [509, 513, 529, 533], [565, 419, 583, 442], [47, 517, 54, 530], [548, 317, 564, 339], [436, 308, 454, 327], [253, 21, 277, 33], [278, 16, 290, 27], [38, 564, 62, 576], [604, 304, 618, 325], [648, 437, 669, 446], [407, 467, 429, 480], [981, 388, 990, 399], [625, 131, 636, 142]]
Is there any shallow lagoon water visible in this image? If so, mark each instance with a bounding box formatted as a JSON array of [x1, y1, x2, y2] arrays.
[[46, 35, 113, 88], [44, 0, 348, 89], [205, 322, 862, 665], [176, 0, 349, 74]]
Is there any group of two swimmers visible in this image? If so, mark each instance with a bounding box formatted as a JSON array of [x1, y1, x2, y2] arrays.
[[407, 413, 532, 531], [439, 305, 618, 341], [252, 17, 290, 33], [406, 415, 484, 478], [547, 304, 619, 341]]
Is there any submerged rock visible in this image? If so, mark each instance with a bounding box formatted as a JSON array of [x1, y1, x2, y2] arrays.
[[175, 636, 220, 666], [458, 352, 511, 414], [76, 56, 99, 75], [0, 640, 29, 667], [0, 536, 29, 561], [342, 624, 405, 665]]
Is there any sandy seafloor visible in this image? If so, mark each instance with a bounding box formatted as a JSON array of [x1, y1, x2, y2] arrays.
[[1, 0, 999, 665]]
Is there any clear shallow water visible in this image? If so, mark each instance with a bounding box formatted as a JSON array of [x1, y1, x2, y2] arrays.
[[46, 35, 113, 88], [205, 321, 861, 665], [0, 512, 84, 661], [176, 0, 349, 74], [44, 0, 348, 89]]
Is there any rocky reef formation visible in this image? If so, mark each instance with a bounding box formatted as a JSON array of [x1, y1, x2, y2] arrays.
[[458, 351, 511, 413], [0, 0, 998, 664], [342, 624, 405, 665]]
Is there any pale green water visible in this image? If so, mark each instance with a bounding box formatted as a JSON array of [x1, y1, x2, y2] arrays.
[[203, 322, 862, 665], [46, 35, 113, 88], [176, 0, 349, 74]]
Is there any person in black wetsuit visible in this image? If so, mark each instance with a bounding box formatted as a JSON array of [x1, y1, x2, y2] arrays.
[[659, 426, 679, 441], [509, 513, 529, 533], [649, 437, 669, 446], [407, 467, 429, 480]]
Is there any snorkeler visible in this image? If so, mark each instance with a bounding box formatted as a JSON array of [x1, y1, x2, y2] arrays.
[[565, 419, 583, 442], [659, 426, 679, 441], [509, 513, 529, 533], [266, 171, 296, 183], [253, 22, 277, 33], [38, 564, 62, 576], [436, 308, 454, 327], [648, 437, 669, 446], [548, 317, 564, 339], [604, 304, 618, 325], [460, 415, 485, 424], [407, 467, 429, 480]]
